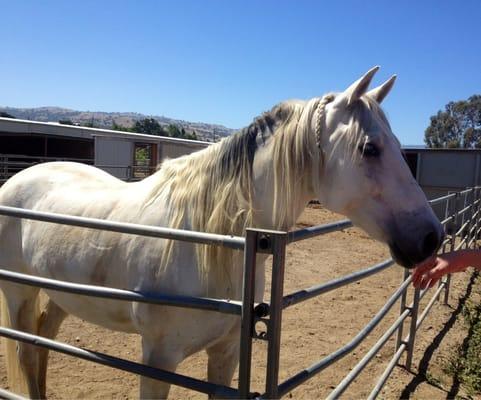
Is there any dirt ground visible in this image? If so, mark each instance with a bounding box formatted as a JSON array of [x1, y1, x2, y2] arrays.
[[0, 206, 476, 399]]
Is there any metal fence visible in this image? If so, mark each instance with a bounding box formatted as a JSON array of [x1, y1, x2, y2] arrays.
[[0, 154, 94, 184], [0, 187, 479, 399], [0, 154, 153, 184]]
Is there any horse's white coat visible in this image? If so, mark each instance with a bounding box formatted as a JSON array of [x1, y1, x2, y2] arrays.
[[0, 68, 443, 398]]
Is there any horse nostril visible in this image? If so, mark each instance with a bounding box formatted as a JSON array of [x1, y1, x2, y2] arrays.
[[422, 230, 440, 259]]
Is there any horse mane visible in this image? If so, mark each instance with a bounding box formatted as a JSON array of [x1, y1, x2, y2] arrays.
[[147, 93, 388, 294]]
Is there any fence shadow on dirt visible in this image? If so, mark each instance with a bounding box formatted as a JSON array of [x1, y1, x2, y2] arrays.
[[399, 271, 479, 399]]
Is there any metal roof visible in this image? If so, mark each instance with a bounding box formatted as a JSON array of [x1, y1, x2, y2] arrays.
[[0, 117, 211, 147]]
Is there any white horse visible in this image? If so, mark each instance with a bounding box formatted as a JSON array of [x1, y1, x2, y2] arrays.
[[0, 67, 443, 399]]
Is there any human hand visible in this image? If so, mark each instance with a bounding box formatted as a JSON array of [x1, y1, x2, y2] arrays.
[[412, 252, 466, 289]]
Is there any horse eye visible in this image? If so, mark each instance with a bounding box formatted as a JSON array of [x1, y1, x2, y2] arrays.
[[359, 142, 380, 157]]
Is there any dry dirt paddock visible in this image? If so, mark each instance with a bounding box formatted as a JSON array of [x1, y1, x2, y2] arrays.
[[0, 206, 475, 399]]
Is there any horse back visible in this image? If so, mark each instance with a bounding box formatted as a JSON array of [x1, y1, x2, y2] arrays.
[[0, 162, 147, 277]]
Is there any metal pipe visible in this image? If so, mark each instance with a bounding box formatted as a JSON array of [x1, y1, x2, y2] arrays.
[[445, 192, 460, 304], [405, 287, 420, 370], [0, 205, 245, 250], [459, 188, 474, 196], [367, 343, 406, 400], [457, 204, 472, 218], [265, 232, 288, 399], [239, 229, 258, 398], [440, 215, 454, 226], [0, 326, 239, 399], [287, 219, 352, 243], [327, 308, 411, 399], [282, 259, 394, 309], [276, 276, 412, 398], [455, 220, 471, 237], [395, 269, 410, 351], [428, 193, 456, 206], [367, 283, 446, 399], [416, 283, 446, 330], [0, 268, 242, 315], [0, 388, 28, 400], [455, 237, 468, 251]]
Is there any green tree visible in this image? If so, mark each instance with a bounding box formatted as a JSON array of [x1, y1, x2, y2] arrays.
[[84, 117, 96, 128], [167, 124, 183, 138], [111, 121, 132, 132], [184, 130, 198, 140], [133, 118, 167, 136], [425, 95, 481, 148]]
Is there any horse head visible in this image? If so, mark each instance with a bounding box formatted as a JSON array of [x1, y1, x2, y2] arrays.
[[315, 67, 443, 268]]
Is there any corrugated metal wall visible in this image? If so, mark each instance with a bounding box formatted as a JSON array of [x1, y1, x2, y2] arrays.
[[94, 136, 133, 180], [407, 150, 481, 218], [160, 141, 209, 161]]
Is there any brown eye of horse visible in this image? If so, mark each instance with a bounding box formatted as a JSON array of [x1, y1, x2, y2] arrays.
[[359, 142, 380, 157]]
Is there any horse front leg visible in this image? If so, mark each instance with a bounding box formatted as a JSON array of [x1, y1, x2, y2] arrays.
[[37, 299, 67, 398], [206, 324, 240, 398], [139, 337, 183, 399]]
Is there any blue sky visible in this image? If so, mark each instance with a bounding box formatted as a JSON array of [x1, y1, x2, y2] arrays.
[[1, 1, 481, 145]]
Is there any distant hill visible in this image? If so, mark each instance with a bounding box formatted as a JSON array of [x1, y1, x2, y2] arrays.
[[0, 106, 235, 142]]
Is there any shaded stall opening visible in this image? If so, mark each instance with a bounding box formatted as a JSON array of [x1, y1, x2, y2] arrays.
[[404, 152, 418, 179], [133, 142, 158, 179], [0, 133, 94, 183]]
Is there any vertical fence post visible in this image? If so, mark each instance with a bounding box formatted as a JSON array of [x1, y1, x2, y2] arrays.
[[437, 196, 451, 295], [462, 190, 469, 249], [473, 188, 481, 249], [442, 196, 450, 253], [405, 287, 420, 370], [445, 192, 460, 305], [265, 232, 287, 400], [238, 229, 259, 399], [466, 189, 474, 248], [395, 268, 410, 352]]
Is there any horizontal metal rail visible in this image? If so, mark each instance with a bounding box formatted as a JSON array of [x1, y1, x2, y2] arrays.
[[428, 193, 456, 206], [0, 388, 28, 400], [0, 205, 245, 250], [459, 188, 474, 196], [416, 283, 446, 329], [282, 259, 394, 309], [368, 343, 406, 400], [0, 326, 239, 399], [440, 215, 454, 225], [0, 153, 94, 162], [455, 219, 471, 236], [455, 237, 468, 251], [276, 276, 412, 397], [287, 219, 352, 243], [457, 204, 473, 217], [366, 281, 447, 399], [327, 308, 411, 399], [0, 268, 242, 315]]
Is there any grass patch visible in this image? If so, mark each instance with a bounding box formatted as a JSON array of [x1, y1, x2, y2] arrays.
[[444, 272, 481, 398]]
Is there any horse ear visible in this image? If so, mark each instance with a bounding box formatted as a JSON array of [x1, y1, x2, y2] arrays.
[[366, 75, 397, 104], [340, 66, 380, 107]]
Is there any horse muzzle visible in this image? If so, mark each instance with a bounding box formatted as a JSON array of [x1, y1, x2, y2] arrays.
[[387, 216, 445, 268]]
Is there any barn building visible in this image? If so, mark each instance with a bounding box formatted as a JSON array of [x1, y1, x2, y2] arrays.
[[2, 116, 480, 214], [403, 147, 481, 196], [0, 117, 209, 183]]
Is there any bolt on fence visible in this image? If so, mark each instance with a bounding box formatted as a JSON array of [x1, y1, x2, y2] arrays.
[[0, 187, 480, 400]]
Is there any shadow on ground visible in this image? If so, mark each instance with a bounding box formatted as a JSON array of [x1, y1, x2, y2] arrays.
[[399, 271, 479, 399]]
